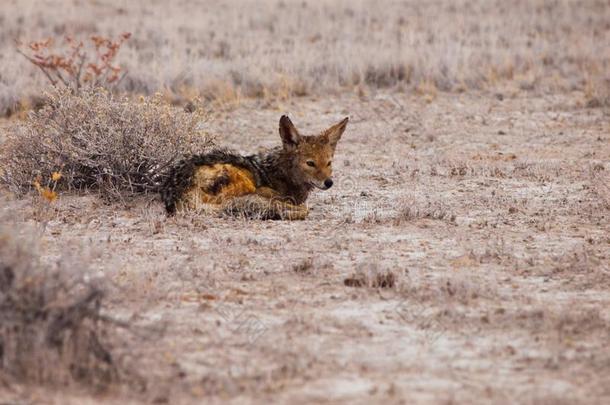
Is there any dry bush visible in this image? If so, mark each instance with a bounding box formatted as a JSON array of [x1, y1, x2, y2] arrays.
[[0, 225, 123, 390], [0, 88, 213, 200]]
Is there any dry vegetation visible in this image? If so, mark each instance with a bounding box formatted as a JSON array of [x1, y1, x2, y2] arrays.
[[0, 223, 121, 390], [1, 88, 212, 200], [15, 32, 132, 92], [1, 0, 609, 115], [0, 0, 609, 404]]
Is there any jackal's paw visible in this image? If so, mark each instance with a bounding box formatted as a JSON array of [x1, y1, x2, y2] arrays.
[[281, 204, 309, 220]]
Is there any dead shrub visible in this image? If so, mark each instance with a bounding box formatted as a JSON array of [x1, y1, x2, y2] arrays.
[[0, 226, 127, 390], [0, 87, 213, 200]]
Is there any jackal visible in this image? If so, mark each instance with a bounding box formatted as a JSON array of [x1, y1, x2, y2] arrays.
[[161, 115, 348, 220]]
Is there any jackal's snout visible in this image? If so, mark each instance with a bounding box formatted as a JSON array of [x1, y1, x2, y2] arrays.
[[309, 177, 333, 190]]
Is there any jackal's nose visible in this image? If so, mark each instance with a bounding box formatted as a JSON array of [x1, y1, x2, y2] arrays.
[[324, 179, 333, 189]]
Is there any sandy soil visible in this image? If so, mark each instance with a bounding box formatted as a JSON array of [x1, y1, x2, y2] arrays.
[[1, 89, 609, 404]]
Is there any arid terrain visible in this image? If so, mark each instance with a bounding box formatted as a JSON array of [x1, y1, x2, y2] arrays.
[[1, 0, 609, 404], [2, 89, 609, 404]]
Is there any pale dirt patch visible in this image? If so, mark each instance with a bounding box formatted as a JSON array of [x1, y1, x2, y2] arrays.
[[1, 90, 609, 404]]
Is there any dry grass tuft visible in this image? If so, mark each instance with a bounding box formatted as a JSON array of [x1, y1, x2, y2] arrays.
[[0, 225, 124, 390], [344, 262, 397, 289], [343, 273, 367, 288], [396, 199, 457, 224], [0, 88, 213, 200], [292, 257, 314, 275], [370, 271, 396, 289]]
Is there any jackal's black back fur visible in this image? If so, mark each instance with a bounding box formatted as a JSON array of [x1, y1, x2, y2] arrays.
[[160, 149, 260, 215]]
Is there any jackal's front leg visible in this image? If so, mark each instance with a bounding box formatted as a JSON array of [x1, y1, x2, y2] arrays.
[[256, 187, 308, 220], [221, 193, 308, 220], [272, 199, 309, 220]]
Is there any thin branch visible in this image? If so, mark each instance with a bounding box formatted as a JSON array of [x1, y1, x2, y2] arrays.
[[75, 53, 87, 90], [16, 48, 58, 86], [114, 69, 129, 90], [54, 69, 70, 88]]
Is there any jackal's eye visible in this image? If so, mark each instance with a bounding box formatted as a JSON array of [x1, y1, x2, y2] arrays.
[[306, 160, 316, 167], [326, 161, 331, 167]]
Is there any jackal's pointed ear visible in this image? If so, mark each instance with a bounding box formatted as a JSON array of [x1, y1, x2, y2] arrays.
[[279, 115, 301, 149], [324, 117, 349, 152]]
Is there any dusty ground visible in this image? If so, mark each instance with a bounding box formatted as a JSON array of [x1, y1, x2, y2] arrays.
[[1, 89, 609, 404]]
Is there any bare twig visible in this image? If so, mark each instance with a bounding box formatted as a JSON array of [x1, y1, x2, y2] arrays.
[[16, 48, 58, 86]]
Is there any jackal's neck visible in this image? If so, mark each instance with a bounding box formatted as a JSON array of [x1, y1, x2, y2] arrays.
[[249, 147, 312, 204]]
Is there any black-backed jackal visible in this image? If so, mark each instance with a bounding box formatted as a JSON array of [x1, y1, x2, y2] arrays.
[[161, 115, 348, 220]]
